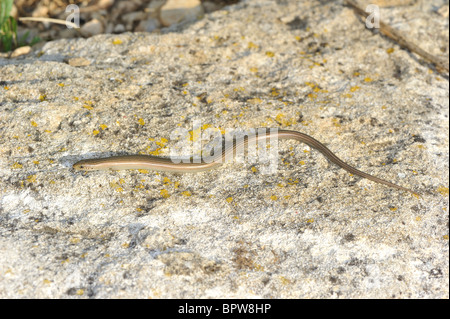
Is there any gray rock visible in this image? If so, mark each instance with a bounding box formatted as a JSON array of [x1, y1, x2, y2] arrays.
[[0, 0, 448, 298], [160, 0, 204, 27], [80, 18, 104, 37], [135, 18, 161, 32], [113, 23, 126, 33]]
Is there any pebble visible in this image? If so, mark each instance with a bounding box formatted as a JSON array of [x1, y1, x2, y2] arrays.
[[113, 24, 126, 33], [160, 0, 204, 27], [80, 19, 104, 37], [66, 57, 91, 67], [135, 18, 161, 32], [11, 46, 31, 58], [122, 12, 147, 31], [147, 0, 167, 13], [202, 1, 224, 13]]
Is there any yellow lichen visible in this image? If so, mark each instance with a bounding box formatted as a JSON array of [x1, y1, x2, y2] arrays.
[[279, 276, 291, 285], [160, 189, 170, 198], [308, 93, 317, 100], [247, 98, 262, 104], [271, 88, 280, 96], [70, 237, 80, 244], [248, 42, 259, 49], [27, 175, 36, 183], [437, 186, 449, 196], [12, 162, 23, 169]]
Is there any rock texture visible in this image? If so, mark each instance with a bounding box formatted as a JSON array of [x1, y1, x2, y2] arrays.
[[0, 0, 448, 298]]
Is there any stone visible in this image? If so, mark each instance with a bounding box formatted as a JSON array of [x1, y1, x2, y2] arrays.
[[110, 0, 142, 21], [97, 0, 115, 10], [66, 57, 91, 67], [10, 46, 31, 58], [105, 22, 114, 34], [147, 0, 167, 13], [135, 18, 161, 32], [59, 28, 79, 39], [121, 11, 147, 31], [160, 0, 204, 27], [80, 18, 104, 37], [202, 1, 223, 13], [113, 24, 126, 33]]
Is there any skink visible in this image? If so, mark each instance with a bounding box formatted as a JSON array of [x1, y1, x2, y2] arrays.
[[73, 129, 418, 195]]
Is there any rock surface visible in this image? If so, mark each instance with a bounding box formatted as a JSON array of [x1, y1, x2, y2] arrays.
[[0, 0, 448, 298]]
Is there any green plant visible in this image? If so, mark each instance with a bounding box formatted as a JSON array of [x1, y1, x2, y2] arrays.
[[1, 0, 40, 52], [0, 0, 15, 51], [0, 0, 12, 27]]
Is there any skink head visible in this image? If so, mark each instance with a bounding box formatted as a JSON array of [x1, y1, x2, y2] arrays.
[[73, 159, 98, 171]]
